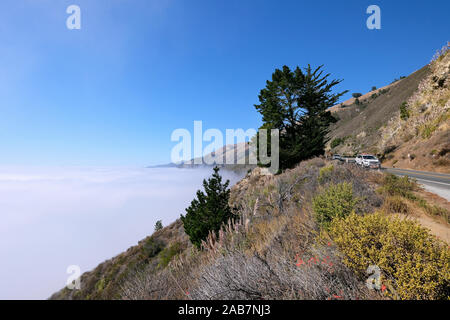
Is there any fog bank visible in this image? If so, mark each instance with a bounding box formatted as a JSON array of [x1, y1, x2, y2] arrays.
[[0, 166, 244, 299]]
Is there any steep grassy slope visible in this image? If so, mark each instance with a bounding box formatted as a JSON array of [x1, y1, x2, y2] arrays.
[[328, 44, 450, 173], [379, 47, 450, 172], [49, 219, 191, 300], [327, 66, 430, 155]]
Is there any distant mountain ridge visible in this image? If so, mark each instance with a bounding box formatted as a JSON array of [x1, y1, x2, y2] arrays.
[[149, 142, 256, 172]]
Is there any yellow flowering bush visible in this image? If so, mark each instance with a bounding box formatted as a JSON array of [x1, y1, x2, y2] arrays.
[[313, 182, 356, 229], [329, 212, 450, 300], [318, 164, 334, 183]]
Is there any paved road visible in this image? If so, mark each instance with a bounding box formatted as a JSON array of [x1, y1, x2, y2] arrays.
[[383, 167, 450, 201]]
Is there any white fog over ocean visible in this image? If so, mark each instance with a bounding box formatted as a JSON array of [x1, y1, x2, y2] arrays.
[[0, 166, 244, 299]]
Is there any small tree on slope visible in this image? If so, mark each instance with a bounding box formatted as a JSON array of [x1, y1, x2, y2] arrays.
[[181, 166, 234, 248]]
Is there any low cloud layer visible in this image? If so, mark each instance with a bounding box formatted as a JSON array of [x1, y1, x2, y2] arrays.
[[0, 166, 243, 299]]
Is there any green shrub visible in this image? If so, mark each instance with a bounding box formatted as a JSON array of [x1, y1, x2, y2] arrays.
[[142, 237, 165, 258], [399, 102, 410, 120], [95, 278, 106, 293], [313, 182, 356, 229], [352, 93, 362, 98], [318, 164, 334, 183], [378, 174, 416, 199], [329, 212, 450, 300], [330, 137, 344, 149], [158, 242, 183, 268]]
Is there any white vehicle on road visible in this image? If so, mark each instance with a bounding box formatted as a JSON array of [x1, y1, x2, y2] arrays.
[[355, 154, 381, 169]]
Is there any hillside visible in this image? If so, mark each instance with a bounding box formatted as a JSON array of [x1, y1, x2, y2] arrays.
[[327, 43, 449, 173], [50, 159, 450, 300], [327, 66, 429, 155]]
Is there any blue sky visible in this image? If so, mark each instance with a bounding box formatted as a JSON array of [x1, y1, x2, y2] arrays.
[[0, 0, 448, 166]]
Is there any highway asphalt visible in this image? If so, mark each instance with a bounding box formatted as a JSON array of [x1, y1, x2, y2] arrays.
[[383, 167, 450, 201]]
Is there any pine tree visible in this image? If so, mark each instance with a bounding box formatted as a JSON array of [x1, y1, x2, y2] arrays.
[[181, 166, 233, 248], [255, 65, 347, 169], [154, 220, 163, 231]]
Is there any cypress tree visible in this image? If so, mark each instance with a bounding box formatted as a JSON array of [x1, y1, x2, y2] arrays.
[[255, 65, 347, 169]]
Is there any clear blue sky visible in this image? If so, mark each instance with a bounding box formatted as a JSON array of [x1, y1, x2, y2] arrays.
[[0, 0, 448, 166]]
